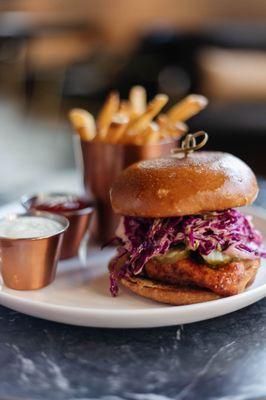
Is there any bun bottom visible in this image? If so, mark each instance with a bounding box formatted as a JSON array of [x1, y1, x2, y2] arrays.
[[119, 275, 220, 305]]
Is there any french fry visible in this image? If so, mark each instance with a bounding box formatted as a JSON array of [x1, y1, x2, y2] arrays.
[[68, 108, 96, 141], [97, 91, 120, 139], [157, 114, 188, 139], [125, 94, 168, 139], [141, 122, 160, 144], [150, 121, 159, 131], [167, 94, 208, 123], [104, 115, 129, 143], [118, 100, 133, 120], [129, 85, 146, 116], [132, 122, 158, 145], [69, 88, 208, 146]]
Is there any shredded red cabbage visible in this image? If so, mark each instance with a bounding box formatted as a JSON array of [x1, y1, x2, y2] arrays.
[[110, 209, 266, 296]]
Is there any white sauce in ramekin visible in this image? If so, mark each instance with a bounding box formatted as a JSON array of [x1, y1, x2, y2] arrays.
[[0, 216, 63, 239]]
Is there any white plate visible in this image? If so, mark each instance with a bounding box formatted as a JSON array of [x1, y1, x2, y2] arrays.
[[0, 203, 266, 328]]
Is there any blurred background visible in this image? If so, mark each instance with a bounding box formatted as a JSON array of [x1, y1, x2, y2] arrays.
[[1, 0, 266, 205]]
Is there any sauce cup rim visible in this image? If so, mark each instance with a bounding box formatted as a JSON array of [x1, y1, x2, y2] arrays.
[[21, 192, 95, 217]]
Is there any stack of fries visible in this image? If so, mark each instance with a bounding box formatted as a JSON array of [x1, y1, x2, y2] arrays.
[[69, 86, 208, 145]]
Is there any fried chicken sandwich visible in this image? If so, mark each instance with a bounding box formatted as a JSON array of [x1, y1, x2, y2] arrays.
[[108, 148, 265, 305]]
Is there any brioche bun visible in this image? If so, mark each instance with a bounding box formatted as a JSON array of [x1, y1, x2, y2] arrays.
[[110, 151, 258, 217]]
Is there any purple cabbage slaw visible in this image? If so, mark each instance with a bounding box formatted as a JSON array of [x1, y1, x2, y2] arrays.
[[110, 209, 266, 296]]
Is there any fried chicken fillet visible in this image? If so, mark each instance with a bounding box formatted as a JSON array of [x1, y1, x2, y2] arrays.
[[145, 258, 260, 297]]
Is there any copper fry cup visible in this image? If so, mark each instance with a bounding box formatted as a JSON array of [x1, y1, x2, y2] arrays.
[[21, 193, 95, 260], [77, 137, 178, 243], [0, 211, 69, 290]]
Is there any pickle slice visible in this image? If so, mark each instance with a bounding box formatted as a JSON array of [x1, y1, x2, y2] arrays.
[[155, 248, 189, 264], [202, 250, 232, 266]]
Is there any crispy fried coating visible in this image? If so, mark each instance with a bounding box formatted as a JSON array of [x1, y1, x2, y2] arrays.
[[145, 257, 260, 296]]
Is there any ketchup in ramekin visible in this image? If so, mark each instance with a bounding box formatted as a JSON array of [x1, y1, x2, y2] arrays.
[[29, 194, 91, 214], [22, 193, 94, 259]]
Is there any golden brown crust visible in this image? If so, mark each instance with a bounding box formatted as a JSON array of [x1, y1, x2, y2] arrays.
[[110, 151, 258, 217], [145, 258, 260, 297]]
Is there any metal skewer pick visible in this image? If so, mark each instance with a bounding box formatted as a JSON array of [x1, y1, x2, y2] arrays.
[[171, 131, 208, 158]]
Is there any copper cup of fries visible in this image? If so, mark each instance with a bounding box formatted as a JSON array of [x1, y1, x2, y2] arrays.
[[79, 138, 178, 242], [69, 86, 208, 242]]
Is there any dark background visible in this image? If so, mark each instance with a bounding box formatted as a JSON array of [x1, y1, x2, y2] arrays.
[[1, 0, 266, 205]]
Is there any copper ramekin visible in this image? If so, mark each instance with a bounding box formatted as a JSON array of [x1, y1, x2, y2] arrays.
[[21, 193, 94, 260], [0, 211, 69, 290], [76, 137, 178, 243]]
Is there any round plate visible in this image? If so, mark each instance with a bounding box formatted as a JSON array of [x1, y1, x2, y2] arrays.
[[0, 203, 266, 328]]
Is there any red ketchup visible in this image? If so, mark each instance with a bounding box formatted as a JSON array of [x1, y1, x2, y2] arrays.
[[30, 194, 91, 214]]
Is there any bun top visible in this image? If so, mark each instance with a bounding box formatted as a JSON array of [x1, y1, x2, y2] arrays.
[[110, 151, 258, 217]]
